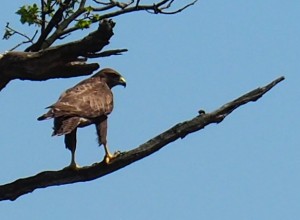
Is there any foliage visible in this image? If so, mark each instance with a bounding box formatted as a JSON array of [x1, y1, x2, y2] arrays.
[[16, 4, 40, 26], [3, 0, 197, 51]]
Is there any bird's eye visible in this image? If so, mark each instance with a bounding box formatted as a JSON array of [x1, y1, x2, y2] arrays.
[[111, 73, 120, 79]]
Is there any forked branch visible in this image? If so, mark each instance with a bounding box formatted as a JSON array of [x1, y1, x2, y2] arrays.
[[23, 0, 197, 51], [0, 19, 117, 91], [0, 76, 285, 201]]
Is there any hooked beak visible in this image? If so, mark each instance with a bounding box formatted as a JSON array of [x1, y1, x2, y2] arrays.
[[119, 76, 126, 88]]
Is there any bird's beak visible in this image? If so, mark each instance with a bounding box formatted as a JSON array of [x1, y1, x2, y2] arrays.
[[119, 76, 126, 87]]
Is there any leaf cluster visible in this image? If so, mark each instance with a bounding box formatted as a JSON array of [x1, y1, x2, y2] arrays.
[[16, 3, 40, 26]]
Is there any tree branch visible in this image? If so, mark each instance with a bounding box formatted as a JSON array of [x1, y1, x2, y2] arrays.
[[56, 0, 197, 39], [20, 0, 197, 49], [25, 0, 73, 52], [96, 0, 198, 19], [85, 48, 128, 58], [3, 23, 38, 51], [0, 76, 285, 201], [42, 0, 88, 49], [0, 19, 116, 91], [41, 0, 46, 33]]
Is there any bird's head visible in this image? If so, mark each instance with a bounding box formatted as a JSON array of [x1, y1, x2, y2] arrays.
[[93, 68, 126, 88]]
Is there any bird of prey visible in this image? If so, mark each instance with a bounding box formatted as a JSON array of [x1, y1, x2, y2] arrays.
[[37, 68, 126, 168]]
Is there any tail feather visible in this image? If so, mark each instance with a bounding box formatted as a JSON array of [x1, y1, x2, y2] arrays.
[[52, 117, 80, 136], [37, 111, 53, 121]]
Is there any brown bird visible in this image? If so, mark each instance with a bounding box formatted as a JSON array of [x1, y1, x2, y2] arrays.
[[37, 68, 126, 168]]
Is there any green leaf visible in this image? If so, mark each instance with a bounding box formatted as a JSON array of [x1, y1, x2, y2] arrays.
[[44, 1, 55, 15], [75, 20, 92, 29], [16, 3, 40, 26], [85, 6, 94, 13], [3, 29, 13, 40], [91, 14, 100, 22]]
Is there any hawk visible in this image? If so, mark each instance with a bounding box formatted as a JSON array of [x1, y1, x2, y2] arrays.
[[37, 68, 126, 168]]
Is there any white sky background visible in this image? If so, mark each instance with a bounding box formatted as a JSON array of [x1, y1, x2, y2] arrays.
[[0, 0, 299, 219]]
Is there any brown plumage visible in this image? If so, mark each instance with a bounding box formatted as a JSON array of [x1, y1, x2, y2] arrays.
[[38, 68, 126, 168]]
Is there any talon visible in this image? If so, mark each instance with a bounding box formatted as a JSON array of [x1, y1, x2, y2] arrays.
[[104, 151, 121, 164], [64, 162, 80, 170]]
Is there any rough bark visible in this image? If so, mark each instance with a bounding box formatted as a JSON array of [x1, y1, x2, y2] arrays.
[[0, 19, 120, 91], [0, 76, 285, 201]]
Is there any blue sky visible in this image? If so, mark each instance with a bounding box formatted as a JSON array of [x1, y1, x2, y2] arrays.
[[0, 0, 299, 219]]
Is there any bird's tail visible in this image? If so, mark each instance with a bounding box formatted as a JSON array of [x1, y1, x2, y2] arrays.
[[37, 111, 53, 121], [52, 117, 80, 136]]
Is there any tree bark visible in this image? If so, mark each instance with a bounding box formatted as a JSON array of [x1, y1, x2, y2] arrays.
[[0, 76, 285, 201], [0, 19, 119, 91]]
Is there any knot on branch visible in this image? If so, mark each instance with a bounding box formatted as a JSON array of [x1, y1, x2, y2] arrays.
[[198, 110, 206, 115]]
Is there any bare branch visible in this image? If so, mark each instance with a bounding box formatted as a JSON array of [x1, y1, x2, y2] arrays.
[[111, 0, 135, 9], [92, 0, 110, 4], [8, 31, 38, 51], [3, 23, 38, 50], [158, 0, 197, 14], [4, 23, 32, 42], [93, 4, 116, 12], [0, 19, 116, 90], [0, 76, 285, 201], [52, 0, 197, 39], [97, 0, 198, 18], [85, 48, 128, 58], [136, 0, 141, 7]]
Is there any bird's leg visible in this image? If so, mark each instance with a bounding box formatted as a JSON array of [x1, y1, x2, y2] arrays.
[[64, 129, 79, 169], [69, 149, 77, 169], [96, 118, 121, 164]]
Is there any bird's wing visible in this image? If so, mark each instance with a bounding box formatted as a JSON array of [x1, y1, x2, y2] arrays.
[[51, 78, 113, 118]]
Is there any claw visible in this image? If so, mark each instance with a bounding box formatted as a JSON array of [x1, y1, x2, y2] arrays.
[[104, 151, 121, 164], [64, 162, 80, 170]]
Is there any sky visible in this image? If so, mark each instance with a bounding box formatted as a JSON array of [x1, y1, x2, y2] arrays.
[[0, 0, 299, 219]]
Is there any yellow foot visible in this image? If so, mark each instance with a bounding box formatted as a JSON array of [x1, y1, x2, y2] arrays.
[[104, 151, 121, 164], [64, 162, 80, 170]]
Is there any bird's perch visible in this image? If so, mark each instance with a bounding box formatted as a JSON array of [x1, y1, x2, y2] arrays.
[[0, 76, 285, 201], [0, 19, 128, 91]]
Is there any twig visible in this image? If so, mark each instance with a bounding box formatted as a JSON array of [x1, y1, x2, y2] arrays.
[[159, 0, 197, 14], [136, 0, 141, 7], [4, 23, 38, 51], [5, 23, 35, 42], [8, 30, 38, 51], [93, 0, 110, 4], [0, 76, 285, 201], [26, 0, 197, 46], [85, 48, 128, 58], [97, 0, 197, 19]]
